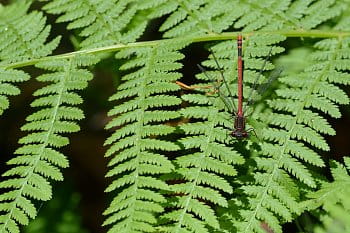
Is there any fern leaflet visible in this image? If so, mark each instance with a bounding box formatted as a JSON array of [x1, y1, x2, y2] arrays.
[[0, 68, 30, 116]]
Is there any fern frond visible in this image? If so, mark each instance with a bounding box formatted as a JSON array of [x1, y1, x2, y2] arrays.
[[304, 158, 350, 233], [335, 1, 350, 31], [188, 33, 301, 233], [302, 12, 350, 233], [151, 0, 348, 39], [0, 55, 97, 233], [43, 0, 152, 49], [0, 2, 60, 64], [159, 102, 243, 232], [150, 0, 239, 38], [103, 39, 189, 233], [233, 37, 350, 232], [156, 35, 284, 233], [234, 0, 347, 31]]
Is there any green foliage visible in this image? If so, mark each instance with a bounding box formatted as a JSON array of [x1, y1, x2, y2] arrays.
[[42, 0, 153, 49], [0, 2, 60, 64], [148, 0, 348, 37], [222, 36, 350, 233], [0, 0, 350, 233], [0, 55, 97, 233], [305, 158, 350, 233], [148, 0, 238, 38], [158, 33, 283, 233], [158, 94, 243, 232], [0, 68, 30, 116], [102, 40, 188, 233], [0, 2, 59, 117], [233, 0, 347, 31], [194, 34, 304, 233]]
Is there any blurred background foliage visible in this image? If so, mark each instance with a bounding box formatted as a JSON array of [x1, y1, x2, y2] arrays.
[[23, 183, 88, 233]]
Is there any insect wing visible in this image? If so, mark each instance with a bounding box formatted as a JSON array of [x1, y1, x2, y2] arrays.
[[244, 66, 283, 110]]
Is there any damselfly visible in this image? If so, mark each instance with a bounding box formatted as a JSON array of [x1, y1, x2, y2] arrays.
[[177, 35, 282, 139]]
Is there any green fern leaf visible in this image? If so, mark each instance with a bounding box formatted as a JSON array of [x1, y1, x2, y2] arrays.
[[43, 0, 153, 49], [304, 159, 350, 233], [103, 39, 189, 233], [159, 59, 247, 232], [151, 0, 239, 38], [0, 2, 60, 118], [151, 0, 348, 39], [191, 34, 303, 233], [232, 36, 350, 233], [234, 0, 346, 31], [0, 2, 60, 64], [0, 55, 96, 233]]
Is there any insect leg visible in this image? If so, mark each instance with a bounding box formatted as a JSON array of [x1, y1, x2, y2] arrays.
[[197, 64, 236, 116]]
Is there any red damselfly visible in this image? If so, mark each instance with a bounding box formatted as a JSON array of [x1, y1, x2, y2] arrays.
[[177, 35, 282, 139], [232, 34, 248, 139]]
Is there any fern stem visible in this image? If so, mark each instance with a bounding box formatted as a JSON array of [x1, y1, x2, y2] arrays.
[[123, 46, 153, 232], [2, 30, 350, 69]]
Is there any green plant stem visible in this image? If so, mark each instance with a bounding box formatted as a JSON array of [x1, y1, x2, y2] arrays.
[[2, 30, 350, 69]]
